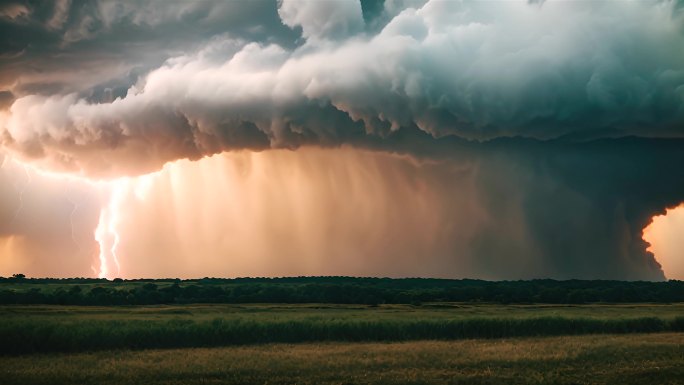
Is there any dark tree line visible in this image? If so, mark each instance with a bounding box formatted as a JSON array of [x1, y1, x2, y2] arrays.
[[0, 276, 682, 305]]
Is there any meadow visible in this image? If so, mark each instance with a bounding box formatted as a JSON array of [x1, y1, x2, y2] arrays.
[[2, 280, 683, 384], [1, 332, 683, 385], [1, 303, 683, 354]]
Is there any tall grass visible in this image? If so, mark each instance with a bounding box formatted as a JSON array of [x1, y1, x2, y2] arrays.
[[2, 316, 682, 355]]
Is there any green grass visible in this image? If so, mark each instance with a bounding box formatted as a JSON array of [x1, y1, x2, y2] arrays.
[[4, 302, 684, 321], [1, 333, 683, 385], [1, 303, 683, 354]]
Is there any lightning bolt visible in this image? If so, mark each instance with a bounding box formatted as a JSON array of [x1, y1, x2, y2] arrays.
[[94, 181, 127, 279], [93, 175, 154, 279], [8, 164, 32, 226], [94, 208, 110, 279], [4, 156, 159, 279], [64, 186, 82, 258]]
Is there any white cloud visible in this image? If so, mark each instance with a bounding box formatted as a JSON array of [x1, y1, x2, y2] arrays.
[[2, 0, 684, 176], [278, 0, 365, 42]]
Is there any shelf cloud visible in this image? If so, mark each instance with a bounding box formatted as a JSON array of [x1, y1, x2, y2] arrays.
[[1, 0, 682, 176], [0, 0, 683, 280]]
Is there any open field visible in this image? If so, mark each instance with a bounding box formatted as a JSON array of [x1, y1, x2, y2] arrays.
[[4, 302, 684, 322], [1, 333, 683, 385], [1, 303, 683, 354]]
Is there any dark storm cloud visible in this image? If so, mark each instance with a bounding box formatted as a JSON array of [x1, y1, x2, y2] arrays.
[[1, 0, 683, 280], [1, 0, 683, 176], [454, 136, 684, 280], [346, 128, 684, 280], [0, 0, 299, 98]]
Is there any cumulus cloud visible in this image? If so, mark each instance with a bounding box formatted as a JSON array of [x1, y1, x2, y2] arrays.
[[278, 0, 365, 42], [1, 0, 683, 176]]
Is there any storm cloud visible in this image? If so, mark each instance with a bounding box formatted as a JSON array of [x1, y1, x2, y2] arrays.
[[0, 0, 683, 280], [0, 0, 682, 175]]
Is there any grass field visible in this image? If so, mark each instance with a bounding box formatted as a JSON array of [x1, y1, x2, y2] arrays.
[[5, 302, 684, 321], [1, 333, 683, 385], [1, 303, 683, 354]]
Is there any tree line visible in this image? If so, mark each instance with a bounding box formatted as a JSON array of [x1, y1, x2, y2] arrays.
[[1, 276, 683, 305]]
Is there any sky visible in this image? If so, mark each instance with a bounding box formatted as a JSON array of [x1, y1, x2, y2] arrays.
[[0, 0, 683, 280]]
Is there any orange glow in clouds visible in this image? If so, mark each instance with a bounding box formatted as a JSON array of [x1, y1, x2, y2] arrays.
[[2, 148, 485, 279], [107, 148, 484, 279], [643, 205, 684, 281], [0, 157, 159, 278], [2, 148, 683, 280]]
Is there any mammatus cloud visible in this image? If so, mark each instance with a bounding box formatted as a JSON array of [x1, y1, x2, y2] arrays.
[[0, 0, 683, 280]]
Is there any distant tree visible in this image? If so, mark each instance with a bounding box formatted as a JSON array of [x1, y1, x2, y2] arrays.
[[68, 286, 82, 294], [364, 295, 381, 307], [142, 283, 158, 291], [113, 278, 124, 283], [0, 277, 682, 306]]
